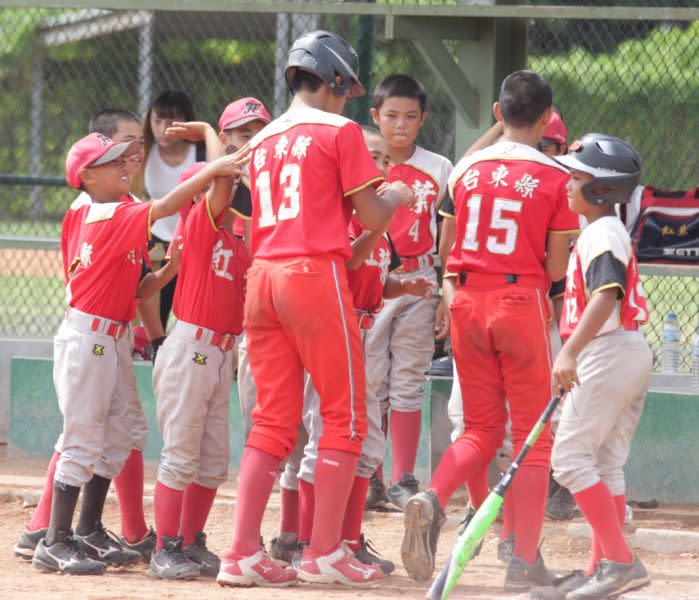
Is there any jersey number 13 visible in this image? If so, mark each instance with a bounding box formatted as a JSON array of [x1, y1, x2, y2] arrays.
[[257, 163, 301, 228]]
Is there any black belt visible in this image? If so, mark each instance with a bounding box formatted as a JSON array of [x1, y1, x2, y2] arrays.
[[458, 273, 519, 285]]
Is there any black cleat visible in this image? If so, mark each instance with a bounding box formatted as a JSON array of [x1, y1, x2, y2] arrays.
[[269, 535, 298, 566], [386, 472, 420, 511], [14, 527, 47, 560], [497, 532, 515, 564], [74, 522, 141, 567], [290, 541, 308, 571], [148, 536, 200, 580], [365, 473, 389, 511], [567, 555, 649, 599], [184, 532, 220, 577], [531, 570, 591, 600], [119, 526, 157, 563], [354, 533, 395, 574], [32, 530, 106, 575], [400, 490, 446, 582], [546, 482, 579, 521], [504, 550, 557, 591]]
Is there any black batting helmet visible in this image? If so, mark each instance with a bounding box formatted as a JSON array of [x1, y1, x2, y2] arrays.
[[555, 133, 641, 205], [284, 30, 365, 98]]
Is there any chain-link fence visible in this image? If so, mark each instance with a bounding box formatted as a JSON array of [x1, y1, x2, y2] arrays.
[[0, 2, 697, 370]]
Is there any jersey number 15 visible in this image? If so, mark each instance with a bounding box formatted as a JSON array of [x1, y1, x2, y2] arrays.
[[257, 163, 301, 228], [461, 195, 522, 255]]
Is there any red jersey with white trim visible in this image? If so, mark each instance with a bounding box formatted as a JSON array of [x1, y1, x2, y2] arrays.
[[244, 107, 383, 260], [387, 146, 452, 258], [445, 141, 579, 278], [172, 196, 251, 335], [560, 216, 649, 339], [66, 200, 153, 322], [347, 217, 400, 314]]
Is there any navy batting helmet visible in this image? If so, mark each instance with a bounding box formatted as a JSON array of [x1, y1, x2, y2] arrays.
[[555, 133, 641, 205], [284, 30, 365, 98]]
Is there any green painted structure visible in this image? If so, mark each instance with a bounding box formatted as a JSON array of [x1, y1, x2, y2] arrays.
[[9, 358, 699, 502]]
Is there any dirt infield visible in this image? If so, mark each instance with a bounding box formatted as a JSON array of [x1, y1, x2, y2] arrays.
[[0, 457, 697, 600]]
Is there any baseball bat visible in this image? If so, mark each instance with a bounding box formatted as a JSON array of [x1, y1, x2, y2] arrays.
[[426, 392, 562, 600]]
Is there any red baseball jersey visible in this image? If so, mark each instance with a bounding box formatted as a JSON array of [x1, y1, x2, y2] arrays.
[[66, 200, 153, 322], [387, 146, 452, 258], [238, 107, 383, 259], [559, 216, 649, 339], [347, 217, 400, 313], [443, 141, 579, 278], [173, 196, 251, 335]]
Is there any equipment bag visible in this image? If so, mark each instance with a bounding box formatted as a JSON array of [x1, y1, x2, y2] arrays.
[[628, 186, 699, 263]]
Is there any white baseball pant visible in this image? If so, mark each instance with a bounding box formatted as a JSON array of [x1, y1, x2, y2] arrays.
[[52, 310, 133, 487], [552, 329, 652, 496], [153, 321, 237, 490]]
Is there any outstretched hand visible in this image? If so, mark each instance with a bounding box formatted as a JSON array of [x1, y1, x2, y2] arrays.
[[165, 121, 214, 142], [209, 144, 251, 178], [402, 276, 436, 299]]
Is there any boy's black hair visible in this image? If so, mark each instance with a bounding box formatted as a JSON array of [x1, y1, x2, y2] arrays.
[[88, 108, 141, 138], [498, 70, 553, 128], [372, 74, 427, 112], [289, 69, 324, 95]]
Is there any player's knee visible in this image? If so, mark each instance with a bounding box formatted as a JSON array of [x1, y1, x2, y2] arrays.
[[599, 470, 626, 497]]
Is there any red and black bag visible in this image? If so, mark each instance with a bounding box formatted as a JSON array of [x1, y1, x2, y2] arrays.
[[628, 186, 699, 263]]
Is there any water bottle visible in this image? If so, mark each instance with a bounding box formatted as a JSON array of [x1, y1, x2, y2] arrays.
[[692, 327, 699, 389], [661, 313, 680, 373]]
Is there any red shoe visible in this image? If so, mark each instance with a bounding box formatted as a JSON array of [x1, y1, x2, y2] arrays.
[[216, 550, 297, 587], [297, 543, 383, 587]]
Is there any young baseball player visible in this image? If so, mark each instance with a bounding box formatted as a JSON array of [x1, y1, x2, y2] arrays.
[[149, 156, 251, 581], [531, 134, 651, 600], [30, 133, 246, 576], [366, 74, 452, 510], [269, 127, 433, 575], [400, 70, 579, 590], [14, 109, 161, 563], [215, 30, 415, 588]]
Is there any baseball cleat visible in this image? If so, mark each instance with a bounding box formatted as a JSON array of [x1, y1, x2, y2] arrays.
[[546, 482, 579, 521], [14, 527, 47, 560], [183, 531, 220, 577], [148, 536, 200, 580], [120, 526, 156, 562], [497, 532, 515, 564], [353, 533, 395, 575], [216, 549, 297, 587], [386, 472, 420, 511], [530, 569, 591, 600], [566, 555, 649, 599], [290, 541, 308, 570], [504, 550, 557, 591], [269, 534, 298, 565], [32, 530, 106, 575], [296, 543, 383, 587], [400, 490, 446, 582], [74, 522, 141, 567], [365, 473, 389, 511]]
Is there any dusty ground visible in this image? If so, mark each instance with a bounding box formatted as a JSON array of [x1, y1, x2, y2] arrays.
[[0, 455, 697, 600]]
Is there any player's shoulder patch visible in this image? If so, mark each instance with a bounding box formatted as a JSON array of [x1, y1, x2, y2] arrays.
[[69, 191, 92, 211], [249, 107, 350, 148], [85, 202, 120, 224]]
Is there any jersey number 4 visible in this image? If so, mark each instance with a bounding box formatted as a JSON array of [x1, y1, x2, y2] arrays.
[[461, 195, 522, 255], [257, 163, 301, 228]]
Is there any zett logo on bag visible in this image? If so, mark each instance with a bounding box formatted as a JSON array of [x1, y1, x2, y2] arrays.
[[193, 352, 207, 365], [93, 344, 105, 356]]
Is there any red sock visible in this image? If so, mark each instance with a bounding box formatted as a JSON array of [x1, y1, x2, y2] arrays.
[[574, 482, 632, 565], [428, 439, 484, 508], [512, 465, 549, 564], [588, 494, 626, 574], [501, 489, 514, 540], [279, 487, 300, 537], [466, 464, 489, 509], [390, 410, 422, 481], [180, 483, 217, 546], [154, 481, 184, 551], [310, 449, 358, 554], [28, 451, 60, 532], [228, 447, 279, 557], [298, 479, 315, 543], [341, 476, 371, 551], [113, 450, 147, 543]]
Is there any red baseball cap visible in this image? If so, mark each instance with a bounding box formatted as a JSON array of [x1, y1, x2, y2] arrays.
[[543, 111, 568, 146], [218, 97, 271, 132], [65, 133, 138, 189]]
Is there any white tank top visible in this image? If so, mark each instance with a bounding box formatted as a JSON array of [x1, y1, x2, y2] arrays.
[[145, 143, 197, 241]]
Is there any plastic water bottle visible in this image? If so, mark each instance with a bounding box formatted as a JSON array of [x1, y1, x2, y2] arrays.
[[661, 313, 680, 373], [691, 327, 699, 389]]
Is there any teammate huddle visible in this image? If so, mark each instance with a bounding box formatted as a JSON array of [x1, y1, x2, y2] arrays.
[[14, 29, 652, 600]]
